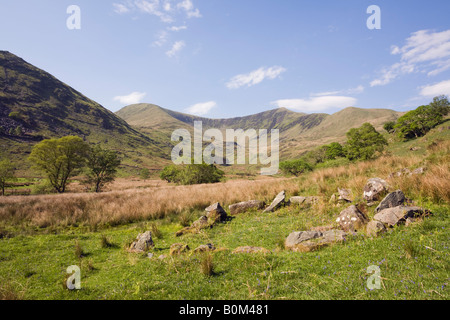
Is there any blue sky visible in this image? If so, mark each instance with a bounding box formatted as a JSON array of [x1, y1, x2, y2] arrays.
[[1, 0, 450, 118]]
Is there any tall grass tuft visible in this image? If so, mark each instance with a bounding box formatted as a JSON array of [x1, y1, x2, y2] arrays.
[[200, 253, 215, 277]]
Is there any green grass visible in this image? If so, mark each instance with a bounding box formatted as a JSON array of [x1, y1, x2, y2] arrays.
[[0, 201, 448, 300]]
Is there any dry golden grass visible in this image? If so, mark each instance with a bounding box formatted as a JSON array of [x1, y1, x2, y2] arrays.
[[0, 140, 448, 230], [0, 177, 300, 229]]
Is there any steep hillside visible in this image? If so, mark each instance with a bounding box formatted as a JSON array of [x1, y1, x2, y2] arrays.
[[0, 51, 171, 173]]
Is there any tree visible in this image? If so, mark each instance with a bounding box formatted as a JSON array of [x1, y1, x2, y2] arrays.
[[14, 126, 23, 136], [0, 158, 15, 196], [345, 123, 388, 161], [383, 121, 396, 134], [279, 159, 313, 177], [28, 136, 88, 193], [139, 168, 150, 181], [325, 142, 345, 160], [394, 96, 450, 141], [160, 163, 225, 185], [86, 145, 121, 192]]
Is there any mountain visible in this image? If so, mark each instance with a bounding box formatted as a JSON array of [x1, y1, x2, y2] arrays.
[[0, 51, 170, 173], [116, 103, 403, 160]]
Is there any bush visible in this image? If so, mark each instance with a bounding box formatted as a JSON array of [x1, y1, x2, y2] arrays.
[[344, 123, 388, 161], [160, 163, 225, 185], [280, 159, 313, 176]]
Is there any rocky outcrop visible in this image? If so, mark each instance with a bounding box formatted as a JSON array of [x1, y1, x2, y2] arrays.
[[338, 188, 353, 203], [375, 190, 406, 213], [128, 231, 154, 253], [366, 220, 387, 237], [285, 230, 347, 252], [205, 202, 228, 223], [193, 243, 216, 254], [336, 205, 369, 232], [373, 206, 425, 227], [363, 178, 389, 202], [229, 200, 265, 215], [263, 191, 286, 213]]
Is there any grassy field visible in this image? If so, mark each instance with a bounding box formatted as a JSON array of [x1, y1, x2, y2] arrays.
[[0, 128, 449, 300]]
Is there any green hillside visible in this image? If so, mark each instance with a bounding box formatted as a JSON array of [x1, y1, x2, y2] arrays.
[[0, 51, 171, 174]]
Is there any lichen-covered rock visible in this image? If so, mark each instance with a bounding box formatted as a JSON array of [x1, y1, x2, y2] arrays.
[[290, 196, 319, 205], [285, 230, 347, 252], [375, 190, 406, 213], [336, 205, 369, 232], [373, 206, 424, 227], [366, 220, 387, 237], [128, 231, 154, 253], [263, 191, 286, 213], [205, 203, 228, 222], [193, 243, 216, 254], [363, 178, 389, 202], [229, 200, 265, 215], [338, 188, 353, 202]]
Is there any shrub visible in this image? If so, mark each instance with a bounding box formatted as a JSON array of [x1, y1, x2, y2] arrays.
[[160, 163, 225, 185], [280, 159, 313, 177], [345, 123, 388, 161]]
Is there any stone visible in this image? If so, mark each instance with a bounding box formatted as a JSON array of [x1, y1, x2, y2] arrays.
[[405, 217, 416, 227], [175, 216, 211, 237], [336, 205, 369, 232], [263, 191, 286, 213], [366, 220, 386, 237], [389, 168, 412, 178], [229, 200, 265, 215], [193, 243, 216, 254], [158, 254, 167, 260], [290, 196, 319, 205], [147, 253, 154, 259], [338, 188, 353, 202], [363, 178, 389, 202], [373, 206, 424, 227], [205, 203, 228, 222], [410, 147, 420, 151], [285, 230, 347, 252], [329, 194, 338, 204], [375, 190, 406, 213], [170, 243, 190, 256], [128, 231, 154, 253], [232, 246, 270, 254], [411, 167, 426, 175]]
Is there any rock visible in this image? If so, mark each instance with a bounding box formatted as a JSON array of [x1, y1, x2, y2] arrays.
[[338, 188, 353, 202], [375, 190, 406, 213], [193, 243, 216, 254], [336, 205, 369, 232], [366, 220, 386, 237], [158, 254, 167, 260], [169, 243, 190, 256], [329, 194, 338, 204], [229, 200, 265, 215], [373, 206, 425, 227], [205, 203, 228, 222], [389, 168, 411, 178], [310, 225, 335, 232], [232, 246, 270, 254], [263, 191, 286, 213], [147, 253, 154, 259], [290, 196, 319, 205], [411, 167, 426, 175], [285, 230, 347, 252], [175, 216, 211, 237], [410, 147, 420, 151], [128, 231, 154, 253], [405, 217, 416, 227], [363, 178, 389, 202]]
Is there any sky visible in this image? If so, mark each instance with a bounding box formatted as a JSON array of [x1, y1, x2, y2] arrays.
[[1, 0, 450, 118]]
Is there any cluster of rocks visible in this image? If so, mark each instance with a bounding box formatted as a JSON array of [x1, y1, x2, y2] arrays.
[[388, 167, 427, 178], [128, 173, 431, 257]]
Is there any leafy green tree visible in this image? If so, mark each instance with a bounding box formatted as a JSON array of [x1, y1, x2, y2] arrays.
[[279, 159, 313, 176], [139, 168, 151, 181], [86, 145, 121, 193], [345, 123, 388, 161], [394, 96, 449, 140], [28, 136, 88, 193], [383, 121, 396, 134], [0, 158, 15, 196], [160, 163, 225, 185], [325, 142, 345, 160]]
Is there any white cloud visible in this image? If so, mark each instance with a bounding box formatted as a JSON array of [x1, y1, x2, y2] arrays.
[[272, 96, 357, 113], [420, 80, 450, 97], [371, 29, 450, 87], [152, 30, 169, 47], [168, 25, 187, 32], [186, 101, 217, 116], [312, 85, 364, 97], [113, 3, 130, 14], [226, 66, 286, 89], [113, 0, 201, 21], [166, 40, 185, 57], [177, 0, 202, 18], [113, 92, 147, 105]]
